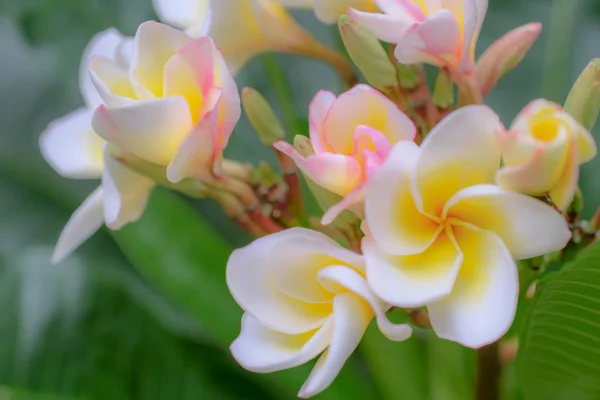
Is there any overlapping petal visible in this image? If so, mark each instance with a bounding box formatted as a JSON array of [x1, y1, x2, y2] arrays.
[[428, 225, 518, 348]]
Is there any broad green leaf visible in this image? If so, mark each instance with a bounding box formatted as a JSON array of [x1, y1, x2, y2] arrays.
[[518, 241, 600, 399], [360, 322, 426, 400], [426, 331, 476, 400]]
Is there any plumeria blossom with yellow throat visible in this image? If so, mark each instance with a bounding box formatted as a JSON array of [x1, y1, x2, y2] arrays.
[[39, 28, 155, 264], [274, 84, 416, 224], [496, 99, 597, 211], [227, 228, 412, 398], [362, 105, 571, 348]]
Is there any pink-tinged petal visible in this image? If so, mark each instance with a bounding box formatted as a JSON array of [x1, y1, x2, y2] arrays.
[[211, 42, 242, 143], [414, 105, 502, 218], [51, 186, 104, 264], [270, 228, 365, 303], [227, 229, 339, 335], [274, 141, 363, 197], [317, 265, 412, 341], [376, 0, 426, 18], [366, 141, 440, 256], [166, 92, 222, 183], [80, 28, 129, 109], [363, 228, 462, 307], [458, 0, 489, 73], [348, 8, 412, 43], [309, 90, 337, 154], [321, 185, 366, 225], [39, 107, 104, 179], [153, 0, 211, 35], [92, 97, 193, 166], [444, 184, 571, 260], [549, 138, 580, 211], [130, 21, 191, 100], [394, 9, 461, 68], [102, 150, 155, 230], [428, 226, 518, 348], [352, 125, 393, 160], [322, 84, 416, 154], [230, 314, 332, 373], [90, 56, 136, 107], [298, 294, 372, 398], [496, 132, 570, 194]]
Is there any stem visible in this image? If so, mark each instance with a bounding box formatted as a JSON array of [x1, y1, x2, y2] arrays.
[[475, 342, 501, 400], [275, 150, 309, 227], [261, 54, 298, 133], [456, 74, 484, 106], [293, 43, 357, 88]]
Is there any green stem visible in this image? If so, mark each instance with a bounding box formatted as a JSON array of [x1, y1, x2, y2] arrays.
[[541, 0, 579, 101], [260, 54, 298, 135]]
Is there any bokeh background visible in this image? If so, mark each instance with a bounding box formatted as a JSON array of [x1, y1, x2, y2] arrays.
[[0, 0, 599, 399]]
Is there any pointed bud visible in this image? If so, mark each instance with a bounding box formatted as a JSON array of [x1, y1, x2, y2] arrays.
[[475, 23, 542, 96], [242, 87, 286, 146], [338, 14, 398, 92], [432, 68, 454, 108], [396, 63, 420, 89], [564, 59, 600, 131]]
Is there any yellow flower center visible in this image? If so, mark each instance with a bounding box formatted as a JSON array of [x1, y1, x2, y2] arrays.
[[530, 116, 561, 142]]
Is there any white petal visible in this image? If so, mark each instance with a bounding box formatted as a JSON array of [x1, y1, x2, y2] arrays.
[[348, 8, 411, 43], [130, 21, 191, 99], [102, 150, 155, 230], [444, 184, 571, 259], [92, 97, 193, 166], [317, 265, 412, 341], [299, 294, 372, 398], [230, 314, 332, 373], [270, 229, 365, 303], [90, 56, 136, 107], [80, 28, 129, 108], [51, 186, 104, 264], [414, 105, 502, 217], [153, 0, 211, 33], [428, 226, 518, 348], [366, 141, 440, 256], [363, 228, 463, 307], [308, 90, 336, 154], [226, 228, 361, 334], [39, 107, 103, 179]]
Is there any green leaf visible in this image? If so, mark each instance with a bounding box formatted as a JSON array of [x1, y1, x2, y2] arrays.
[[517, 241, 600, 399], [360, 320, 426, 400]]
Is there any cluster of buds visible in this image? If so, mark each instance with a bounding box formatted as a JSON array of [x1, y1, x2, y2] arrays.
[[40, 0, 600, 398]]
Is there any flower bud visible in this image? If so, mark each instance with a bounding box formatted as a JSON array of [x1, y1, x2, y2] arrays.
[[475, 23, 542, 96], [242, 87, 285, 146], [564, 59, 600, 131], [433, 68, 454, 109], [338, 14, 398, 93], [496, 99, 597, 211]]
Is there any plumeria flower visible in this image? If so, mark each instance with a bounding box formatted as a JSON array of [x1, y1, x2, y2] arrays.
[[227, 228, 412, 398], [349, 0, 488, 74], [153, 0, 353, 74], [362, 105, 571, 348], [274, 84, 416, 224], [91, 21, 240, 183], [496, 99, 597, 211], [39, 28, 154, 263]]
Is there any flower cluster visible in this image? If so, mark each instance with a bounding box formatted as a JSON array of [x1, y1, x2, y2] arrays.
[[39, 0, 599, 398]]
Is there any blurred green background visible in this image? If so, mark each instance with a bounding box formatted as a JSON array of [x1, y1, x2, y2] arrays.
[[0, 0, 599, 399]]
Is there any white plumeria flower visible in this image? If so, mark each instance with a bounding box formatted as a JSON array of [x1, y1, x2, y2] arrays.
[[39, 29, 154, 263], [362, 106, 571, 348], [227, 228, 412, 398], [153, 0, 364, 74], [91, 21, 240, 183], [350, 0, 488, 73], [496, 99, 597, 211]]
